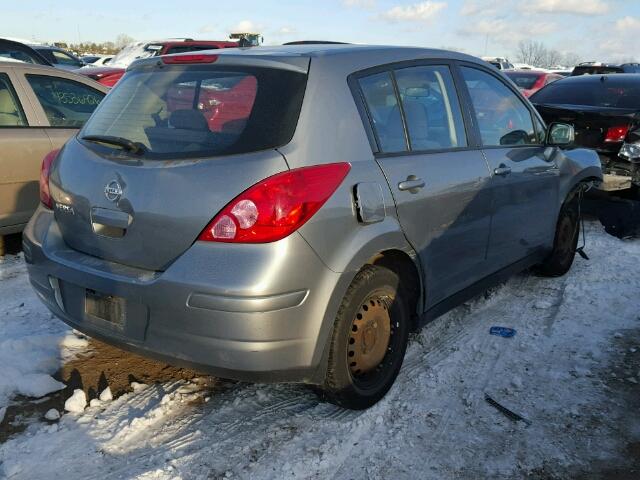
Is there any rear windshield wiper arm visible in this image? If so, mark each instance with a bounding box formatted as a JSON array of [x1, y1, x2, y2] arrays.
[[81, 135, 146, 155]]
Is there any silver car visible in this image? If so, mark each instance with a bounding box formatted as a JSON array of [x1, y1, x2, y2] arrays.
[[24, 45, 602, 409]]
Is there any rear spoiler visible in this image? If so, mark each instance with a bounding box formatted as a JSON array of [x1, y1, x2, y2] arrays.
[[130, 52, 310, 74]]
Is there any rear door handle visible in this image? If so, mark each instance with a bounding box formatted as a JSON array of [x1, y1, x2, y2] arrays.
[[493, 165, 512, 177], [398, 176, 425, 192]]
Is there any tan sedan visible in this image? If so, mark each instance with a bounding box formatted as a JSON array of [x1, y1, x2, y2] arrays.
[[0, 61, 107, 255]]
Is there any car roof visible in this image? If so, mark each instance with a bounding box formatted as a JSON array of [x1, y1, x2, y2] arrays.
[[132, 44, 484, 74], [210, 43, 476, 60], [0, 61, 109, 88], [505, 70, 550, 75], [557, 73, 640, 84]]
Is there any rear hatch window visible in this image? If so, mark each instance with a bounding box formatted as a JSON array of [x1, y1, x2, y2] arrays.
[[81, 64, 307, 159], [531, 79, 640, 109], [505, 72, 540, 90]]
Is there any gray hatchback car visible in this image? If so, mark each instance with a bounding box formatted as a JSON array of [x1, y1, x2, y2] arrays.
[[24, 45, 602, 409]]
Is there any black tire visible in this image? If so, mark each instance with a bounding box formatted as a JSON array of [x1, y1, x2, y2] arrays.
[[321, 264, 410, 409], [0, 235, 5, 257], [536, 189, 580, 277]]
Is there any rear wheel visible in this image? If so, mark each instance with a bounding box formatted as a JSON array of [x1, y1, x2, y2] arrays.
[[321, 265, 410, 409], [536, 190, 580, 277]]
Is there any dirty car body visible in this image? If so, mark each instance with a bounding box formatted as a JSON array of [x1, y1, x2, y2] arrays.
[[24, 45, 602, 406]]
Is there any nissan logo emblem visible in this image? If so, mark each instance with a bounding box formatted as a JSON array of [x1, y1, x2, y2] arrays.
[[104, 180, 123, 202]]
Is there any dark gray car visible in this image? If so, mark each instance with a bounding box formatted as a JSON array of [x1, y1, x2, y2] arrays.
[[24, 45, 602, 409]]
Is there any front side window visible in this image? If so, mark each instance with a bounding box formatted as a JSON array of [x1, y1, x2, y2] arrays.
[[0, 74, 27, 126], [358, 72, 407, 153], [26, 75, 105, 127], [461, 66, 538, 147], [81, 65, 307, 159], [394, 65, 467, 150]]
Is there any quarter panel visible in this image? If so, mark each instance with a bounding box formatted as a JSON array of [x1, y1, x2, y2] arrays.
[[0, 128, 53, 228]]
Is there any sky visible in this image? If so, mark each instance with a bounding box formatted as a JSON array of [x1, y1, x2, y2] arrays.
[[3, 0, 640, 63]]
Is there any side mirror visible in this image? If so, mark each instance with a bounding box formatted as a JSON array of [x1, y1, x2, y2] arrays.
[[547, 122, 574, 146]]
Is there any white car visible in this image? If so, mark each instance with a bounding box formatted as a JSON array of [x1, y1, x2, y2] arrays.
[[481, 56, 514, 70], [81, 55, 113, 67]]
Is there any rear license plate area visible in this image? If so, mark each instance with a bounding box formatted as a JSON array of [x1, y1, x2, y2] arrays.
[[85, 289, 126, 329]]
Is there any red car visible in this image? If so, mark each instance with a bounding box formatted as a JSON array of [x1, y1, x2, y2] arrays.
[[504, 70, 563, 98], [76, 39, 240, 87]]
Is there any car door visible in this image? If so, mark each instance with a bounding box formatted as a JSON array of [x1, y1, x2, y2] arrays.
[[458, 64, 558, 270], [0, 68, 53, 232], [354, 63, 493, 308], [18, 71, 106, 150]]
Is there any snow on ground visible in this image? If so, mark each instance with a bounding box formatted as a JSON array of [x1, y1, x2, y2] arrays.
[[0, 254, 88, 411], [0, 222, 639, 479]]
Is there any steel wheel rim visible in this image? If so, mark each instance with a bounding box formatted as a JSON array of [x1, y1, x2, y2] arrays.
[[348, 294, 394, 380]]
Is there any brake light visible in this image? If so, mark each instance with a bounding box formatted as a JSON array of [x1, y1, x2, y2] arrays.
[[39, 149, 60, 209], [198, 163, 351, 243], [604, 125, 629, 143], [162, 54, 219, 64]]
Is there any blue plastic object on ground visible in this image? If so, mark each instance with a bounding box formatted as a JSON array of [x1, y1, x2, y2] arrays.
[[489, 326, 516, 338]]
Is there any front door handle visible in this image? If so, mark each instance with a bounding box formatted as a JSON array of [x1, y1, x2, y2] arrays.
[[493, 165, 512, 177], [398, 176, 425, 192]]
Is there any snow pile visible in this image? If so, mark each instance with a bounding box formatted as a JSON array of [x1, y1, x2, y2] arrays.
[[64, 389, 87, 413], [0, 254, 88, 410], [0, 223, 639, 479], [44, 409, 60, 421], [99, 387, 113, 402]]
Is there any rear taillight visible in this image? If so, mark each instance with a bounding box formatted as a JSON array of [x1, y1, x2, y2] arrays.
[[162, 54, 219, 64], [39, 149, 60, 209], [98, 73, 122, 88], [198, 163, 351, 243], [604, 125, 629, 143]]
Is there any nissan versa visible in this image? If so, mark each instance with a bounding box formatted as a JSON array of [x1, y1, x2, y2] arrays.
[[24, 45, 602, 409]]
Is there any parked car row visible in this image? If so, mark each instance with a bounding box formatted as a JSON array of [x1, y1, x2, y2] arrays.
[[74, 38, 243, 87]]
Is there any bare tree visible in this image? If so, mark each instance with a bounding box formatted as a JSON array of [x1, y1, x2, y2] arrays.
[[516, 40, 547, 66], [561, 52, 582, 68], [114, 34, 135, 50], [543, 49, 563, 68]]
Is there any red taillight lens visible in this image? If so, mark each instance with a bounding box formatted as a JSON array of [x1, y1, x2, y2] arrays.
[[605, 125, 629, 143], [39, 149, 60, 209], [162, 54, 219, 64], [98, 73, 123, 88], [198, 163, 351, 243]]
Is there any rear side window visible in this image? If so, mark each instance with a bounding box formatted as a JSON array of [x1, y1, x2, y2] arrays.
[[81, 66, 307, 159], [394, 65, 467, 150], [358, 72, 407, 153], [461, 66, 539, 147], [26, 75, 105, 128], [0, 74, 27, 127]]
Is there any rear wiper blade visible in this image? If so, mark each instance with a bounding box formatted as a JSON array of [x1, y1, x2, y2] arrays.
[[81, 135, 146, 155]]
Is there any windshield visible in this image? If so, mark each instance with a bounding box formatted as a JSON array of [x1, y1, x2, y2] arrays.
[[109, 42, 157, 68], [531, 79, 640, 109], [81, 65, 307, 159], [505, 72, 541, 90]]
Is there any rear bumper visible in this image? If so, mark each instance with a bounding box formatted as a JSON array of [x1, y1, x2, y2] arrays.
[[23, 206, 351, 383]]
